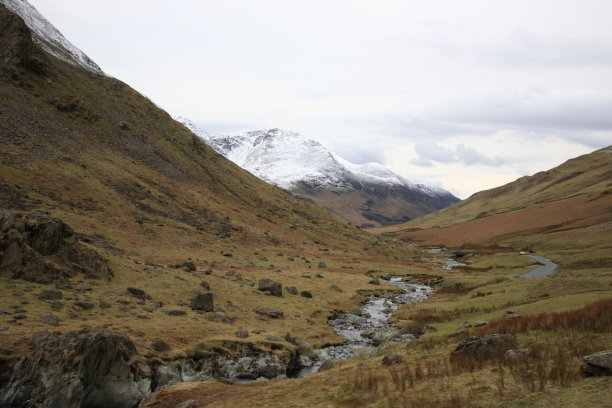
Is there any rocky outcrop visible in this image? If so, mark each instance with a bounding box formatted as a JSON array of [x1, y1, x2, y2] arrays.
[[581, 350, 612, 377], [451, 334, 519, 362], [0, 326, 151, 408], [0, 209, 111, 283]]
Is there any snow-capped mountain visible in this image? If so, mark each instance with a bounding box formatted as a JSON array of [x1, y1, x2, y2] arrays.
[[1, 0, 102, 74], [177, 117, 460, 226]]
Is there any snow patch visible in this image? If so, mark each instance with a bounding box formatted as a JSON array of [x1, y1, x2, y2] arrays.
[[1, 0, 103, 74]]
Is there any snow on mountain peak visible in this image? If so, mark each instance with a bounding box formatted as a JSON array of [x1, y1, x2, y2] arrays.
[[175, 117, 454, 199], [1, 0, 103, 74]]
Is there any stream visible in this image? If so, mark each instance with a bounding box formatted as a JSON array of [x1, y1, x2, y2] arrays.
[[296, 277, 433, 376]]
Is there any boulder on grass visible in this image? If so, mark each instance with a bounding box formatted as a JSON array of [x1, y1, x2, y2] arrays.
[[581, 350, 612, 377], [258, 279, 282, 297], [191, 293, 214, 312], [451, 334, 519, 362]]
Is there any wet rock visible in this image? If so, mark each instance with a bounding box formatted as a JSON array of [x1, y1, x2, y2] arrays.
[[0, 326, 152, 408], [382, 352, 404, 366], [319, 360, 334, 371], [126, 287, 146, 300], [40, 314, 60, 327], [258, 279, 282, 297], [190, 293, 214, 312], [581, 349, 612, 377], [0, 210, 112, 283], [255, 306, 283, 318], [151, 338, 171, 352], [300, 291, 312, 298], [372, 327, 401, 346], [291, 337, 317, 359], [451, 334, 519, 361], [38, 289, 62, 300], [285, 286, 297, 295]]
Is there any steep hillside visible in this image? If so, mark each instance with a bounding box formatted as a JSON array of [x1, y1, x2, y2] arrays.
[[178, 119, 459, 227]]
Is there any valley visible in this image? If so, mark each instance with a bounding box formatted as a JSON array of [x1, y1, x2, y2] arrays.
[[0, 1, 611, 407]]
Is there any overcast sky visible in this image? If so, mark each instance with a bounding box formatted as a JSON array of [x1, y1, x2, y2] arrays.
[[28, 0, 612, 198]]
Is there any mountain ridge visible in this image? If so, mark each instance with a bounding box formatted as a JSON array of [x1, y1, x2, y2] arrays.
[[177, 117, 460, 227]]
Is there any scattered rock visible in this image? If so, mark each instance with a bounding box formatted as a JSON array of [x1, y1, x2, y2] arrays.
[[266, 335, 281, 342], [300, 291, 312, 298], [314, 273, 323, 279], [451, 334, 519, 361], [255, 306, 283, 319], [50, 301, 64, 311], [176, 261, 196, 271], [235, 329, 249, 338], [317, 262, 327, 268], [199, 281, 210, 290], [40, 314, 60, 327], [285, 286, 297, 295], [204, 267, 213, 275], [74, 283, 92, 291], [163, 309, 187, 316], [329, 284, 342, 292], [382, 352, 404, 366], [190, 293, 214, 312], [99, 301, 111, 309], [368, 279, 380, 285], [474, 320, 487, 327], [151, 338, 171, 352], [126, 287, 146, 300], [258, 279, 282, 297], [38, 289, 62, 300], [581, 349, 612, 377], [73, 301, 94, 310]]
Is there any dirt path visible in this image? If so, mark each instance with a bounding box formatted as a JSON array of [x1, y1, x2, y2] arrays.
[[518, 255, 558, 278]]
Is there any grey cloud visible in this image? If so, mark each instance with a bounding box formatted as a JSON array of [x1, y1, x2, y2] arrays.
[[411, 142, 506, 168], [481, 30, 612, 69], [335, 143, 386, 165]]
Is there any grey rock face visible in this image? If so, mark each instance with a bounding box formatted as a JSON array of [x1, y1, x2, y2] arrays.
[[0, 209, 111, 283], [0, 326, 151, 408], [285, 286, 297, 295]]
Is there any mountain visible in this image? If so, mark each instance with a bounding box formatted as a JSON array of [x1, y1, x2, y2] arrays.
[[1, 0, 102, 73], [375, 145, 612, 263], [177, 118, 459, 227]]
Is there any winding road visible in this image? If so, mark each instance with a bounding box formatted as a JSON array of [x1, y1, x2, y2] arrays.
[[518, 255, 558, 278]]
